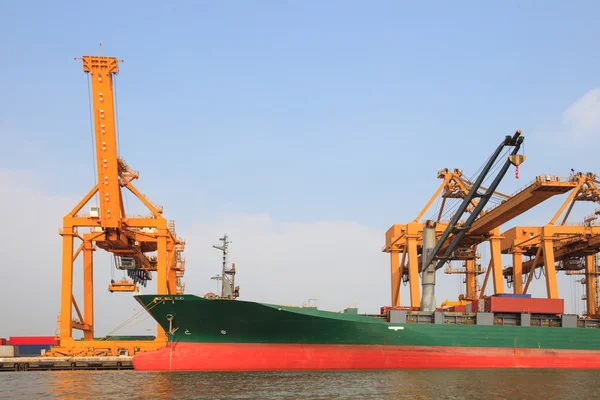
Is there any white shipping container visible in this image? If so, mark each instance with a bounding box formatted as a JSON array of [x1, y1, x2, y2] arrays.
[[0, 345, 19, 357]]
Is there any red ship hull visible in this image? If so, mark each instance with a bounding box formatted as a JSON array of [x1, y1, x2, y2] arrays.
[[132, 343, 600, 371]]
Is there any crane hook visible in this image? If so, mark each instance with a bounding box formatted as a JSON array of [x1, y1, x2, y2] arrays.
[[508, 154, 525, 180]]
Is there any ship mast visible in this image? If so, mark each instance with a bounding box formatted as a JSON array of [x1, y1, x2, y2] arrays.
[[213, 234, 239, 299]]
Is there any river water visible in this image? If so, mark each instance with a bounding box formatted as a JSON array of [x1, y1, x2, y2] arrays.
[[1, 369, 598, 399]]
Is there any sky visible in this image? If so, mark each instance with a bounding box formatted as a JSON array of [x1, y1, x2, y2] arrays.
[[1, 1, 600, 337]]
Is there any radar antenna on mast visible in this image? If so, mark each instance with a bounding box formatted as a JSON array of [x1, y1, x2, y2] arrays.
[[212, 234, 240, 299]]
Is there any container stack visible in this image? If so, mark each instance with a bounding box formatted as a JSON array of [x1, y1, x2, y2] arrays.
[[483, 294, 564, 314], [380, 306, 419, 315], [446, 305, 467, 312], [9, 336, 57, 357], [0, 345, 18, 357]]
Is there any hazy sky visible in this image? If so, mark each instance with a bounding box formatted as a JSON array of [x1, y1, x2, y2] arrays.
[[1, 1, 599, 337]]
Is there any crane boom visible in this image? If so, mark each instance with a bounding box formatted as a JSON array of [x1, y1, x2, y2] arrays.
[[424, 130, 524, 270], [82, 56, 122, 228]]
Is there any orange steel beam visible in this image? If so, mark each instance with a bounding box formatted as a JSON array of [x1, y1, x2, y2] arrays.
[[479, 259, 493, 298], [70, 294, 84, 327], [414, 172, 453, 223], [59, 228, 75, 341], [523, 246, 543, 294], [390, 251, 400, 307], [406, 235, 420, 308], [72, 241, 85, 262], [398, 248, 406, 304], [500, 227, 541, 254], [461, 176, 576, 244], [125, 182, 164, 217], [489, 228, 505, 294], [585, 254, 597, 316], [67, 184, 99, 217], [541, 227, 559, 298], [550, 172, 600, 225], [550, 176, 585, 225], [413, 169, 480, 223], [83, 240, 94, 340], [82, 56, 122, 228], [157, 231, 168, 295], [512, 250, 523, 294]]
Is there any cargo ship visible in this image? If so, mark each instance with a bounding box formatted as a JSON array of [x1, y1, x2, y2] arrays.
[[130, 132, 600, 371], [131, 293, 600, 371]]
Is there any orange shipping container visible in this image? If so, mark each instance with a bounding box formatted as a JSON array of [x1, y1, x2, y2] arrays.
[[484, 297, 564, 314]]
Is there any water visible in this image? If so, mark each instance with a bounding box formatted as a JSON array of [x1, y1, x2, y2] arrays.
[[2, 370, 599, 399]]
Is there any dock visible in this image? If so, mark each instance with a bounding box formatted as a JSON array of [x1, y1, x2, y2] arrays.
[[0, 356, 133, 371]]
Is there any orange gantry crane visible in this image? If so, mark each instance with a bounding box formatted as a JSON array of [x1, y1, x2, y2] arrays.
[[502, 172, 600, 316], [383, 171, 575, 308], [48, 55, 186, 356], [383, 132, 577, 309]]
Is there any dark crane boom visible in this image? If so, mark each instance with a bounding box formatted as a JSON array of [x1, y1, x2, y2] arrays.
[[423, 130, 524, 271]]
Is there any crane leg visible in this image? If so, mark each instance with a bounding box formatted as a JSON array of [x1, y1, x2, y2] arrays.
[[390, 251, 400, 307], [513, 252, 523, 294], [83, 240, 94, 341], [156, 232, 168, 341], [490, 233, 504, 294], [407, 237, 421, 308], [542, 237, 558, 298], [168, 269, 178, 294], [59, 228, 75, 342], [586, 254, 597, 316], [465, 259, 476, 300]]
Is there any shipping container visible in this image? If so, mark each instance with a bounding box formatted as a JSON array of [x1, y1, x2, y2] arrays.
[[9, 336, 57, 345], [528, 298, 565, 314], [468, 301, 483, 312], [0, 338, 6, 345], [484, 297, 564, 314], [493, 293, 532, 298], [16, 344, 53, 357], [477, 299, 485, 312], [0, 345, 19, 357], [380, 306, 419, 315]]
